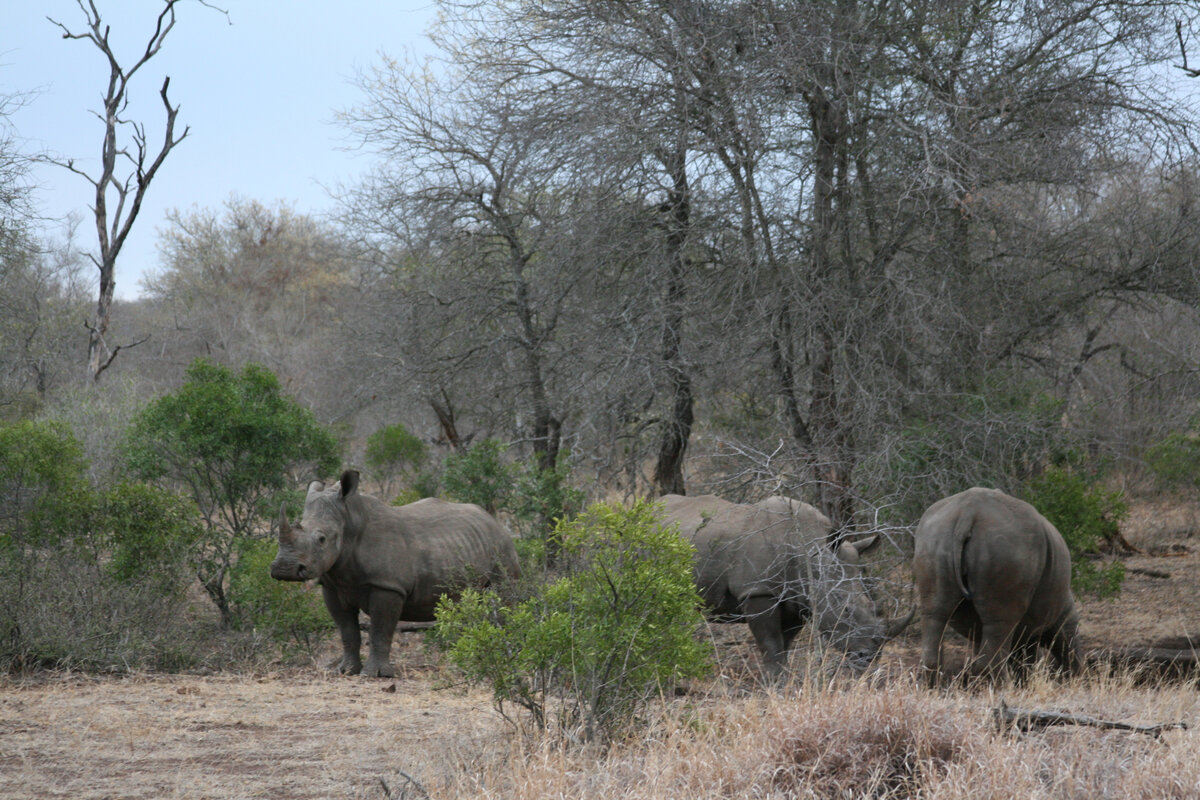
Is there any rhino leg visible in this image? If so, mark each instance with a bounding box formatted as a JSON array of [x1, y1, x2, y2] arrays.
[[362, 589, 404, 678], [322, 584, 363, 675], [966, 620, 1016, 683], [1046, 619, 1083, 676], [1009, 637, 1040, 684], [743, 595, 788, 677], [918, 611, 951, 688]]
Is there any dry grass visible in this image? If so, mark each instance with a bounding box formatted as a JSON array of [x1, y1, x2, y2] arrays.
[[4, 496, 1200, 799], [422, 671, 1200, 799]]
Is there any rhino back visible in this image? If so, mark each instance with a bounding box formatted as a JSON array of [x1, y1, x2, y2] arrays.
[[661, 494, 812, 610]]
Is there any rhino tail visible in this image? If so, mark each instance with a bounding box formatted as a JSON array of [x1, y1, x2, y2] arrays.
[[951, 504, 975, 602]]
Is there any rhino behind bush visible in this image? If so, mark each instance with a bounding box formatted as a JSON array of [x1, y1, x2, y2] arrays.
[[913, 487, 1082, 685], [660, 494, 911, 676], [270, 469, 519, 677]]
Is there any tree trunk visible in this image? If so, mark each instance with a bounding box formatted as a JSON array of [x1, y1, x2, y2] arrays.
[[653, 145, 695, 497]]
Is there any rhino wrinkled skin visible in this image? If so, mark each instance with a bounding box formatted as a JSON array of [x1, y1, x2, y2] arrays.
[[271, 469, 519, 677], [913, 487, 1083, 685], [660, 494, 911, 676]]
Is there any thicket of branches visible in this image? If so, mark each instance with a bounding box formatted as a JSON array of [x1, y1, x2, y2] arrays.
[[3, 0, 1200, 534]]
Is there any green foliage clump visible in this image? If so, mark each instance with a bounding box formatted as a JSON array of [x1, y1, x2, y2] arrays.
[[1021, 466, 1127, 598], [365, 422, 427, 497], [862, 374, 1069, 523], [0, 420, 203, 671], [441, 439, 514, 513], [229, 539, 332, 653], [431, 500, 712, 742], [1145, 427, 1200, 492], [124, 358, 341, 627], [100, 482, 203, 596], [441, 439, 584, 549]]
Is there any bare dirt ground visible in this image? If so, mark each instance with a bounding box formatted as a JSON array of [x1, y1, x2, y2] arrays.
[[3, 497, 1199, 800]]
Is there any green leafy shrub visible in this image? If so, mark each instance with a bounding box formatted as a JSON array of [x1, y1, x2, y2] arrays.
[[365, 422, 428, 497], [0, 420, 204, 671], [1146, 427, 1200, 492], [441, 439, 583, 559], [860, 374, 1069, 524], [101, 482, 203, 596], [229, 538, 332, 654], [431, 500, 712, 742], [1021, 466, 1127, 597], [510, 453, 585, 540], [125, 358, 341, 626], [441, 439, 515, 514]]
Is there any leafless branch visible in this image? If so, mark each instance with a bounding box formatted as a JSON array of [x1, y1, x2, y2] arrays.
[[1177, 21, 1200, 78], [995, 699, 1188, 738]]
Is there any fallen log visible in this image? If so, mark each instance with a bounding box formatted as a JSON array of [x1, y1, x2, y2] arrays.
[[994, 700, 1187, 739], [1088, 645, 1200, 681], [1126, 567, 1171, 579]]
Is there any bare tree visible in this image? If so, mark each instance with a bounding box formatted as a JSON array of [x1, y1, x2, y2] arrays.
[[47, 0, 224, 382]]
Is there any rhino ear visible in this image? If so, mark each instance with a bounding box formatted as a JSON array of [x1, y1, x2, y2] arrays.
[[307, 480, 325, 495], [340, 469, 360, 498]]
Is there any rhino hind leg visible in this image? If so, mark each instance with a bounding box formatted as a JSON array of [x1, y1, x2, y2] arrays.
[[965, 620, 1017, 683], [1045, 621, 1083, 676], [918, 611, 952, 688], [1008, 638, 1040, 685]]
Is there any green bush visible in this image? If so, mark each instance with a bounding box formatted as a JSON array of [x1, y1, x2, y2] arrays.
[[441, 439, 515, 514], [431, 500, 712, 742], [1146, 428, 1200, 492], [441, 439, 584, 557], [1021, 466, 1127, 598], [0, 420, 204, 671], [125, 358, 341, 627], [860, 374, 1069, 524], [228, 538, 332, 654], [101, 482, 203, 597], [365, 422, 428, 497]]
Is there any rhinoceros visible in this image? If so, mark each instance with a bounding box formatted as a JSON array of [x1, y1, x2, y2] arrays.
[[270, 469, 519, 677], [660, 494, 912, 675], [913, 487, 1082, 685]]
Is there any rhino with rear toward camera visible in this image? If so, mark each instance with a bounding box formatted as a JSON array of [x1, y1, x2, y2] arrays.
[[913, 487, 1082, 685]]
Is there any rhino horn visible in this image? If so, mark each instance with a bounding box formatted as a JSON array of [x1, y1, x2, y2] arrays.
[[885, 606, 916, 639], [278, 503, 294, 544]]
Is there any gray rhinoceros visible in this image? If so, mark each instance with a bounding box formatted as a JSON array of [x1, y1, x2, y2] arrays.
[[270, 469, 519, 677], [913, 487, 1082, 685], [660, 494, 912, 675]]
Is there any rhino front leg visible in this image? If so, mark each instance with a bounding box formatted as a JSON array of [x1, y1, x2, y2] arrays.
[[322, 584, 363, 675], [363, 589, 405, 678], [743, 595, 788, 678]]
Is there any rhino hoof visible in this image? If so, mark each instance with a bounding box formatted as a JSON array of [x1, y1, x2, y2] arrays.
[[329, 657, 362, 675], [362, 661, 395, 678]]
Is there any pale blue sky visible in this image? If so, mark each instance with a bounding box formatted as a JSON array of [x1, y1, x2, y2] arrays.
[[3, 0, 438, 298]]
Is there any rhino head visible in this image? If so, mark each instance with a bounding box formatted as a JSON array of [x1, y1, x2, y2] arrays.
[[811, 534, 915, 671], [270, 469, 360, 582]]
